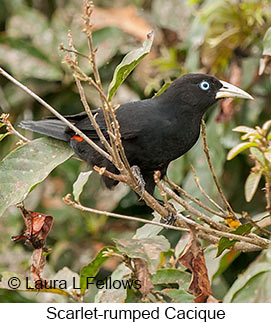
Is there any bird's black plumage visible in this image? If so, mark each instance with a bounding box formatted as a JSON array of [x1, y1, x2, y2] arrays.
[[18, 73, 252, 194]]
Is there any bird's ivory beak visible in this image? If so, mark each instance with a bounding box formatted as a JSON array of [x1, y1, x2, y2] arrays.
[[216, 80, 254, 100]]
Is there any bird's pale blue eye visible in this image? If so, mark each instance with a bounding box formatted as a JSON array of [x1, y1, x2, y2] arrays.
[[200, 81, 210, 91]]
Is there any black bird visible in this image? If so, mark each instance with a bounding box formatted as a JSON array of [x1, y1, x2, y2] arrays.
[[19, 73, 253, 194]]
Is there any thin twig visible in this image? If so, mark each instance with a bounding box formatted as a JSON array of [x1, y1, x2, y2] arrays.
[[191, 165, 226, 215], [242, 212, 271, 237], [176, 212, 269, 248], [0, 66, 112, 162], [201, 120, 237, 219], [165, 177, 226, 219], [63, 194, 189, 233], [158, 180, 269, 247], [0, 113, 29, 142], [156, 177, 231, 232], [67, 30, 113, 155], [63, 194, 264, 252], [59, 44, 89, 59], [93, 165, 171, 219], [82, 0, 134, 179]]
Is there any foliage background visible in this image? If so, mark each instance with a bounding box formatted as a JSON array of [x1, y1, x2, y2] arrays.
[[0, 0, 270, 302]]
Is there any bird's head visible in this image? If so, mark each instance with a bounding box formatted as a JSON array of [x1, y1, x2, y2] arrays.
[[159, 73, 253, 113]]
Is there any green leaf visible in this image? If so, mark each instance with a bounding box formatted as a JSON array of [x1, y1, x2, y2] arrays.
[[0, 37, 63, 80], [263, 27, 271, 56], [107, 31, 154, 101], [216, 237, 237, 257], [133, 213, 163, 239], [72, 170, 93, 203], [250, 147, 265, 165], [0, 137, 73, 216], [115, 236, 170, 274], [188, 0, 201, 4], [216, 224, 253, 257], [80, 247, 117, 295], [153, 81, 172, 98], [94, 263, 131, 303], [0, 132, 10, 142], [245, 172, 262, 202], [151, 268, 191, 289], [224, 262, 271, 302], [213, 250, 240, 279], [227, 142, 258, 160], [161, 289, 194, 302], [234, 223, 253, 235]]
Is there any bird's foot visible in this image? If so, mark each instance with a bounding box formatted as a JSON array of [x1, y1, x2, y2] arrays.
[[157, 201, 177, 226], [160, 210, 177, 226], [131, 165, 146, 199]]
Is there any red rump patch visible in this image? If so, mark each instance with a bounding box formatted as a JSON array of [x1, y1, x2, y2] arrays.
[[71, 135, 84, 142]]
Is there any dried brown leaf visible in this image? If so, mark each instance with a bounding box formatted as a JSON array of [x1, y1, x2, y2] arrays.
[[179, 229, 221, 303], [133, 258, 154, 296], [12, 205, 53, 249], [92, 6, 152, 41]]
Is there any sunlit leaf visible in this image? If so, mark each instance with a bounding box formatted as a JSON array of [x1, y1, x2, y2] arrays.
[[241, 133, 260, 141], [0, 138, 73, 216], [245, 172, 262, 202], [232, 126, 257, 134], [263, 27, 271, 56], [250, 147, 265, 165], [265, 151, 271, 163], [133, 213, 163, 239], [107, 31, 154, 101], [153, 81, 172, 98], [0, 132, 10, 142], [227, 142, 258, 160], [263, 120, 271, 131], [72, 170, 93, 203]]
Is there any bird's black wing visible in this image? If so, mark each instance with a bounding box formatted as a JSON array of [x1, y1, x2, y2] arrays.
[[63, 104, 143, 141]]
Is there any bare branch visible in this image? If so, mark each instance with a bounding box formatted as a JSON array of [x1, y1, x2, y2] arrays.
[[242, 211, 271, 237], [165, 177, 226, 219], [0, 113, 29, 142], [63, 193, 189, 233], [191, 165, 227, 216], [201, 120, 237, 219], [156, 172, 229, 232], [0, 67, 112, 162]]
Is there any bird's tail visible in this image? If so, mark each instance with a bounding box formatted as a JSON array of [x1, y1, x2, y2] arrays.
[[18, 119, 69, 141]]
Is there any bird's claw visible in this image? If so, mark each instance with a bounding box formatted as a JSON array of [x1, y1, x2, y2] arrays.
[[160, 211, 177, 226], [159, 201, 177, 226], [131, 165, 145, 200]]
